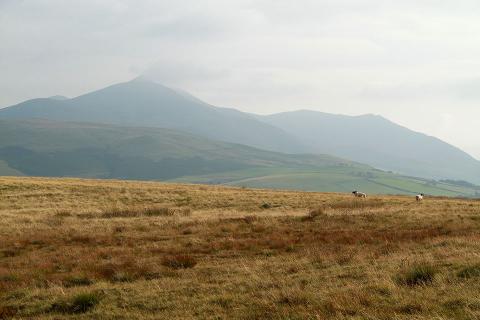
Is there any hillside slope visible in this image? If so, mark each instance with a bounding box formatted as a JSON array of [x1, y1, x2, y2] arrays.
[[0, 119, 477, 196], [0, 119, 353, 180], [258, 110, 480, 184]]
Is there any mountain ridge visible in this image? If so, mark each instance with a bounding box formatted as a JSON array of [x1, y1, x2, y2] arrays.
[[1, 78, 479, 183], [257, 110, 480, 182], [0, 79, 305, 154]]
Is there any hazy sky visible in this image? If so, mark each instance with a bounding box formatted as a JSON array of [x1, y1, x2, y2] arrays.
[[1, 0, 480, 158]]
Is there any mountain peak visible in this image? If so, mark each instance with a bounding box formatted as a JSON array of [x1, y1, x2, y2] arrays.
[[129, 75, 155, 83], [48, 95, 69, 101]]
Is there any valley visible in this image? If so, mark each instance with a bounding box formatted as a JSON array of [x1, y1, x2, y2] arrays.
[[0, 79, 479, 195]]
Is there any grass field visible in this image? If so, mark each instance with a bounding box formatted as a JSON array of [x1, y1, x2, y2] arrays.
[[174, 167, 480, 197], [3, 119, 480, 198], [1, 176, 480, 319]]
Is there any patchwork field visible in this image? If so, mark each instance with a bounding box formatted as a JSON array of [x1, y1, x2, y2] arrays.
[[1, 176, 480, 319], [173, 167, 480, 197]]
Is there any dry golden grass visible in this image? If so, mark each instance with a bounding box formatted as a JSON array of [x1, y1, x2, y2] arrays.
[[1, 176, 480, 319]]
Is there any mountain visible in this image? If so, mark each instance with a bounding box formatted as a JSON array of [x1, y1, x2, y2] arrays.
[[257, 110, 480, 184], [0, 119, 349, 180], [0, 78, 304, 153], [0, 119, 477, 197], [1, 78, 479, 184]]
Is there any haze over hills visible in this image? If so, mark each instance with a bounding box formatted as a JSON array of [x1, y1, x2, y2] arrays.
[[0, 78, 479, 186], [258, 111, 480, 184], [0, 78, 304, 154], [0, 119, 350, 180]]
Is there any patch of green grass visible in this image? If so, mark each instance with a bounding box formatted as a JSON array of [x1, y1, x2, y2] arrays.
[[176, 166, 478, 196]]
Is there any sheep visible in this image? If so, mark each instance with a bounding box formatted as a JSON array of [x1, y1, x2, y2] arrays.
[[416, 193, 424, 201], [352, 190, 367, 198]]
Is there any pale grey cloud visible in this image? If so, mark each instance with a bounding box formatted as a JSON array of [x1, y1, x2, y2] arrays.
[[1, 0, 480, 157]]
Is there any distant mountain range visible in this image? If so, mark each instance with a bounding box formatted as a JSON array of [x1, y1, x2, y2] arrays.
[[0, 77, 479, 193], [257, 111, 480, 183], [0, 78, 303, 153]]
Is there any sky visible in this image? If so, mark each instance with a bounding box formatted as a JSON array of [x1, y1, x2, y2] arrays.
[[1, 0, 480, 158]]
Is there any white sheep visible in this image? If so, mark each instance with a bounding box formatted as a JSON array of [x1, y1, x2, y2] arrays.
[[416, 193, 424, 201], [352, 190, 367, 198]]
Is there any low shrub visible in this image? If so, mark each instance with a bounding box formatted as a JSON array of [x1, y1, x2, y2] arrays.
[[397, 303, 423, 314], [162, 255, 197, 269], [303, 207, 326, 221], [182, 228, 194, 235], [0, 274, 18, 282], [457, 264, 480, 279], [278, 290, 310, 306], [101, 206, 190, 218], [260, 202, 272, 209], [0, 305, 17, 318], [69, 235, 95, 244], [63, 276, 94, 288], [101, 207, 141, 218], [54, 210, 72, 217], [95, 262, 132, 282], [51, 292, 100, 314], [94, 260, 160, 282], [396, 263, 437, 286], [243, 215, 257, 224], [443, 299, 466, 311], [142, 207, 174, 216], [1, 249, 19, 258], [70, 293, 100, 313], [113, 225, 126, 233], [328, 199, 385, 210], [176, 207, 192, 216]]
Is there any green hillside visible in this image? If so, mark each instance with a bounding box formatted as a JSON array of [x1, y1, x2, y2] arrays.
[[0, 119, 356, 180], [0, 119, 478, 197], [173, 167, 480, 197], [244, 172, 478, 196]]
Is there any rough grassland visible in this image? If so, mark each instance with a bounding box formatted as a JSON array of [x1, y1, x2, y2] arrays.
[[1, 176, 480, 319]]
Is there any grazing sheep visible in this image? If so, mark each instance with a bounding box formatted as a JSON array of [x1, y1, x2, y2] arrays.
[[416, 193, 424, 201], [352, 191, 367, 198]]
